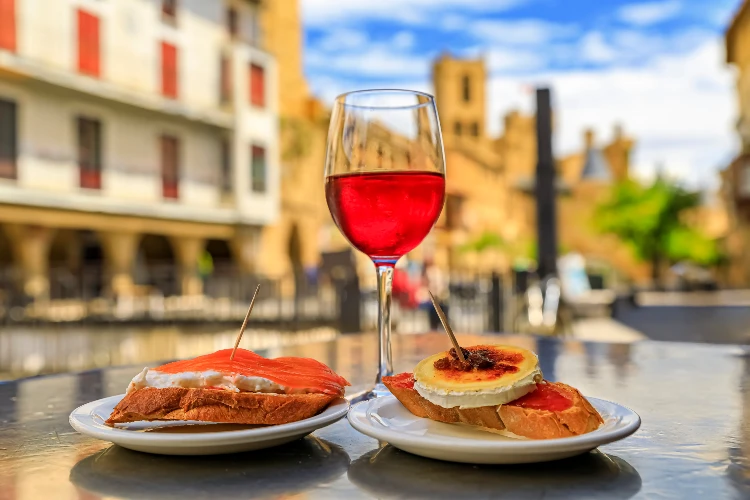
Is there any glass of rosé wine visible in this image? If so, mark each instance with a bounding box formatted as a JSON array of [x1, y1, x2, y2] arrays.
[[324, 89, 446, 397]]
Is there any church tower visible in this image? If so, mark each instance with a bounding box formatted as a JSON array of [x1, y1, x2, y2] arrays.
[[432, 54, 487, 140]]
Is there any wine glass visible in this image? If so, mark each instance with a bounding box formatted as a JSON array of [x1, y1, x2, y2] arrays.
[[324, 89, 446, 397]]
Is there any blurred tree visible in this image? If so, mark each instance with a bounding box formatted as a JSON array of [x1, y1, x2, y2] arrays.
[[595, 178, 723, 287], [459, 231, 505, 253]]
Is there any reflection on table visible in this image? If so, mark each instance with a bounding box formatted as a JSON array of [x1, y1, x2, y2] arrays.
[[0, 332, 748, 499]]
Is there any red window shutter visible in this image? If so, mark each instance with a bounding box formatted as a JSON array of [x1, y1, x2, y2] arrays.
[[0, 0, 16, 52], [161, 135, 179, 199], [77, 10, 100, 77], [161, 42, 178, 98], [249, 64, 265, 107]]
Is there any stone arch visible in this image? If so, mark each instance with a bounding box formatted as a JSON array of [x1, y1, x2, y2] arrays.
[[0, 227, 15, 305], [203, 238, 235, 298], [205, 239, 234, 268], [135, 234, 177, 296], [48, 230, 104, 299], [288, 223, 303, 274]]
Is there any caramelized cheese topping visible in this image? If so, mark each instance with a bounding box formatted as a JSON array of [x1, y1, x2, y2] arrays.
[[433, 346, 524, 376]]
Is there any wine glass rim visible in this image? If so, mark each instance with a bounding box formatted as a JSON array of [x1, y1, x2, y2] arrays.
[[334, 89, 435, 110]]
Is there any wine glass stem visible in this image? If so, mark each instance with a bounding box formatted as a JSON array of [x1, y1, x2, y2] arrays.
[[375, 265, 394, 386]]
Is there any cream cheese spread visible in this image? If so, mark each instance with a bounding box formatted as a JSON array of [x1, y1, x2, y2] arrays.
[[127, 368, 292, 394], [414, 366, 543, 409]]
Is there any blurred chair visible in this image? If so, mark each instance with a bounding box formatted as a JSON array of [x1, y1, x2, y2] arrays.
[[557, 253, 615, 317]]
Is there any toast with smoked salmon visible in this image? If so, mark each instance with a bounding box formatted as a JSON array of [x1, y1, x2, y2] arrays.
[[105, 348, 349, 427]]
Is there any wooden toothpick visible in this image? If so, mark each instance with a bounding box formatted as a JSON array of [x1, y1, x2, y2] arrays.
[[230, 284, 261, 361], [428, 291, 466, 362]]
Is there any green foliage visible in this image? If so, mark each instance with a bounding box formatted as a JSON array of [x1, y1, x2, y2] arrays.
[[595, 178, 723, 271], [459, 231, 505, 253]]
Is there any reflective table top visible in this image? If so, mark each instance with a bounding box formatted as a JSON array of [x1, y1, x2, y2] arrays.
[[0, 332, 748, 499]]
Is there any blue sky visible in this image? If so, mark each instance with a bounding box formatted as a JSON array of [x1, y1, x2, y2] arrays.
[[300, 0, 742, 192]]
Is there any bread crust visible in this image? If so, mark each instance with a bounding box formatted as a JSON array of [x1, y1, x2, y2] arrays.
[[383, 377, 603, 440], [104, 387, 338, 427]]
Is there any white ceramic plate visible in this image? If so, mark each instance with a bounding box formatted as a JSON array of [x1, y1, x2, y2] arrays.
[[70, 395, 349, 456], [348, 395, 640, 464]]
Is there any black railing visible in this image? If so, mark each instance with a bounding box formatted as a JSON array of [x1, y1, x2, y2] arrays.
[[0, 265, 510, 333]]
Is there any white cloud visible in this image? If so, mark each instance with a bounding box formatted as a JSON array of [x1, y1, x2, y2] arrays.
[[469, 19, 578, 45], [301, 0, 530, 27], [307, 47, 430, 78], [486, 40, 736, 189], [618, 0, 682, 26], [580, 32, 618, 63], [392, 31, 416, 50], [485, 47, 547, 72], [317, 29, 368, 52]]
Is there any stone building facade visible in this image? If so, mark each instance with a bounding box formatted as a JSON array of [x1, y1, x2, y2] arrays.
[[0, 0, 280, 300], [723, 0, 750, 285]]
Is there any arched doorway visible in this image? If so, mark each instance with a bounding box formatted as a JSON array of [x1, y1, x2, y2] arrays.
[[48, 230, 103, 299], [288, 223, 303, 274], [203, 239, 235, 298], [288, 223, 310, 302], [0, 227, 15, 307], [135, 234, 177, 296]]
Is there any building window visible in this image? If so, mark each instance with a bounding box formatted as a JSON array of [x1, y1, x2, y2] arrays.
[[249, 7, 261, 46], [162, 0, 177, 23], [77, 117, 102, 190], [77, 9, 100, 77], [220, 54, 232, 104], [227, 7, 238, 37], [454, 121, 462, 136], [251, 145, 266, 193], [161, 42, 178, 98], [249, 63, 265, 107], [221, 138, 231, 193], [160, 135, 179, 199], [470, 122, 479, 137], [0, 99, 17, 180], [462, 75, 471, 102], [0, 0, 16, 52]]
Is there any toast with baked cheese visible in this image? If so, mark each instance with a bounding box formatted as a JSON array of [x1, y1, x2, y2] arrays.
[[383, 344, 603, 439]]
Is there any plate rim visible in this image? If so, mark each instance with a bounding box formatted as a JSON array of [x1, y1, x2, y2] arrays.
[[69, 394, 349, 447], [347, 395, 640, 452]]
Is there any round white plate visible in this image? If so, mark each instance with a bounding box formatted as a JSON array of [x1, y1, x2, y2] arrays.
[[348, 395, 640, 464], [70, 395, 349, 456]]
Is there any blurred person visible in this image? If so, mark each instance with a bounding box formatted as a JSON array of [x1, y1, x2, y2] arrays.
[[198, 250, 213, 289], [392, 268, 419, 310]]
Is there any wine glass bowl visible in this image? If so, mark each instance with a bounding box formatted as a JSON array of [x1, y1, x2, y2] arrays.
[[324, 90, 446, 396]]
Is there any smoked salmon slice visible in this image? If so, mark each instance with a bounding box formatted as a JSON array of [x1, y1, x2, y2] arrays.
[[155, 348, 350, 396]]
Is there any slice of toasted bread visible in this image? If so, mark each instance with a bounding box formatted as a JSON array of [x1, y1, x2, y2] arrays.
[[104, 387, 337, 426], [383, 375, 602, 440]]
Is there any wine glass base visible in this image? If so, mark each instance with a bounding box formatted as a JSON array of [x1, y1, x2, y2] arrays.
[[351, 383, 392, 403], [368, 382, 392, 399]]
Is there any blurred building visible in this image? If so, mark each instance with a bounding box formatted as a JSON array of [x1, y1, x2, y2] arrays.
[[723, 0, 750, 285], [429, 54, 650, 282], [0, 0, 279, 300], [257, 0, 331, 281]]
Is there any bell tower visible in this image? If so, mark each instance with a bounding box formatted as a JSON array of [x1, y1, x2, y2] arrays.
[[432, 54, 487, 140]]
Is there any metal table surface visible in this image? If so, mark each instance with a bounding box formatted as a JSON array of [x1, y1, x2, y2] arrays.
[[0, 332, 748, 499]]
